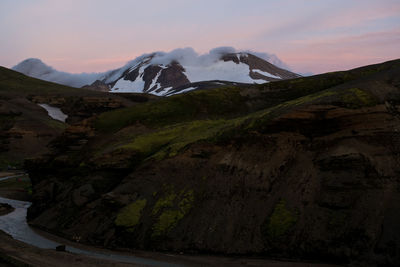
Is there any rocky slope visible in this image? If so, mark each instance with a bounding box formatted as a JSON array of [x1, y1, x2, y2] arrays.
[[13, 48, 300, 96], [26, 59, 400, 266]]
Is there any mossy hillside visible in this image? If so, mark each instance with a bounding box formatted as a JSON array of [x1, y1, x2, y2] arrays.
[[264, 200, 297, 241], [106, 88, 341, 160], [43, 118, 67, 130], [95, 86, 247, 133], [244, 88, 337, 130], [102, 86, 381, 163], [115, 199, 147, 232], [152, 188, 195, 238], [94, 60, 400, 135], [340, 88, 378, 108], [243, 86, 381, 132], [120, 119, 233, 160]]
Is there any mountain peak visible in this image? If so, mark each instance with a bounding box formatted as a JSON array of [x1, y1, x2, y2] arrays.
[[13, 58, 54, 77]]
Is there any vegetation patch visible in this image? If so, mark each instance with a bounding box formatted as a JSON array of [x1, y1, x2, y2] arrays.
[[244, 88, 338, 131], [152, 188, 195, 238], [105, 88, 343, 162], [121, 119, 231, 160], [115, 199, 147, 232], [95, 87, 247, 133], [43, 118, 67, 130], [340, 88, 378, 108], [264, 200, 297, 241]]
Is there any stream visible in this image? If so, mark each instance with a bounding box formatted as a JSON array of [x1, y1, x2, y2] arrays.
[[0, 195, 181, 266]]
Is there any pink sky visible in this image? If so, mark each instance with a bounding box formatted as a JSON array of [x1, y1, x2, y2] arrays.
[[0, 0, 399, 74]]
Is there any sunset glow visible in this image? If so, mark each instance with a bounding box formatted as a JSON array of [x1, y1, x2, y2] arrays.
[[1, 0, 399, 74]]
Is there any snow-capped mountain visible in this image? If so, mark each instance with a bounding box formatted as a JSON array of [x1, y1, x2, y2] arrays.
[[13, 47, 300, 96]]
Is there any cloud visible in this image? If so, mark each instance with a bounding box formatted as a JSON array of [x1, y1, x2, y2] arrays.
[[12, 58, 103, 87], [150, 47, 289, 68]]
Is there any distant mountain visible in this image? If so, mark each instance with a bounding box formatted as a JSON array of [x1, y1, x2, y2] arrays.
[[13, 48, 300, 96], [12, 58, 101, 88]]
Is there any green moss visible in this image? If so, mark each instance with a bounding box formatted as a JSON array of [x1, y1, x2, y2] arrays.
[[265, 200, 297, 240], [121, 119, 230, 160], [341, 88, 378, 108], [95, 86, 247, 133], [106, 88, 342, 162], [152, 192, 177, 215], [152, 188, 194, 238], [44, 118, 67, 130], [115, 199, 147, 232], [244, 88, 338, 131]]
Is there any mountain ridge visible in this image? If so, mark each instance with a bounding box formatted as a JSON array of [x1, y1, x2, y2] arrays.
[[13, 48, 300, 96]]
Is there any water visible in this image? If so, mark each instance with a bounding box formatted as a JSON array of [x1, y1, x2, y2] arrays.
[[0, 196, 182, 266]]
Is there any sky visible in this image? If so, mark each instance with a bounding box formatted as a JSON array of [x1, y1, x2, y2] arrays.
[[0, 0, 399, 74]]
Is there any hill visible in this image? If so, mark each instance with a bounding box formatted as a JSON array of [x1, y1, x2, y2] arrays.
[[25, 59, 400, 266]]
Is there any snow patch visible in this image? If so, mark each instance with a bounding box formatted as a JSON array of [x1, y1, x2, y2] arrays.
[[184, 61, 258, 84], [111, 79, 145, 93], [111, 64, 149, 93], [38, 104, 68, 122], [148, 70, 162, 91], [252, 69, 282, 79], [167, 87, 198, 96]]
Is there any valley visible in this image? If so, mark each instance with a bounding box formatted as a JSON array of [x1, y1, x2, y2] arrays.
[[0, 58, 398, 266]]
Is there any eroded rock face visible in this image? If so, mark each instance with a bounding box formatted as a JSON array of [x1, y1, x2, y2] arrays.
[[26, 103, 400, 266]]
